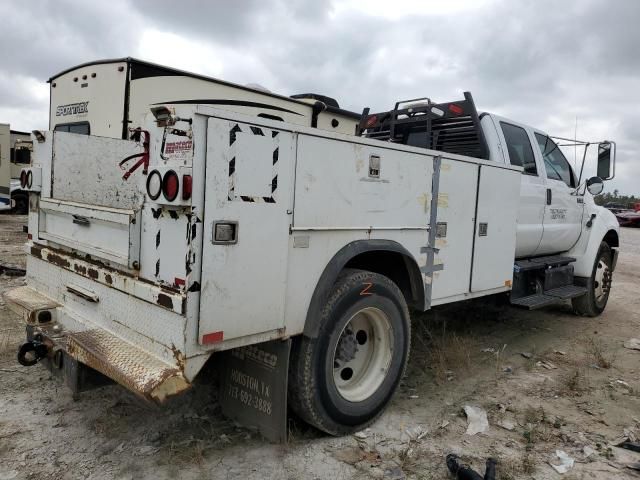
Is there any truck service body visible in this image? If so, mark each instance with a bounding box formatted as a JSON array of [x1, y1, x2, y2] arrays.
[[5, 62, 619, 438]]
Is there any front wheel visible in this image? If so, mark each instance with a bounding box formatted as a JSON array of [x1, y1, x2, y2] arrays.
[[572, 242, 613, 316], [288, 270, 410, 435]]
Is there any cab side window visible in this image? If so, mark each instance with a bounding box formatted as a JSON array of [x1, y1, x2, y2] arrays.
[[534, 133, 575, 188], [500, 122, 538, 175]]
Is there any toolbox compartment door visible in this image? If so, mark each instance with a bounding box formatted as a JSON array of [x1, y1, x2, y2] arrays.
[[470, 165, 520, 291], [38, 198, 140, 268], [198, 117, 295, 344]]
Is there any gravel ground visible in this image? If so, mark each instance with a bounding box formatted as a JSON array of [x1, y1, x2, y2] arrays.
[[1, 214, 639, 480]]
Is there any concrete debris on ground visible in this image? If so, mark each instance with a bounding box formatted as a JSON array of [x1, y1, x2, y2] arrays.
[[623, 338, 640, 350], [582, 445, 597, 460], [383, 466, 405, 479], [496, 418, 516, 431], [549, 449, 575, 474], [463, 406, 489, 435], [536, 360, 558, 369]]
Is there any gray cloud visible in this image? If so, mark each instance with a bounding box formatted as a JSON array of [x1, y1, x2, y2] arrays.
[[0, 0, 638, 194]]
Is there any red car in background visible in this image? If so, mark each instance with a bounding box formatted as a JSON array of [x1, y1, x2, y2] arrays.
[[616, 203, 640, 227]]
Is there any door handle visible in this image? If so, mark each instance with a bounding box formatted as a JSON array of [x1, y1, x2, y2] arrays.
[[546, 188, 552, 205]]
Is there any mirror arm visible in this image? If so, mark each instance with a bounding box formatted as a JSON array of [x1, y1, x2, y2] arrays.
[[577, 143, 590, 186]]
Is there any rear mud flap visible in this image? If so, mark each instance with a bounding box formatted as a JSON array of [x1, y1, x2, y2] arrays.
[[219, 339, 291, 443]]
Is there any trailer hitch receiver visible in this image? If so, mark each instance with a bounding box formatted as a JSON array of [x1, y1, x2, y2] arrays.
[[17, 340, 49, 366]]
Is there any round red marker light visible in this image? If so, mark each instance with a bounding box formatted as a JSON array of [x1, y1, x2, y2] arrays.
[[162, 170, 179, 202]]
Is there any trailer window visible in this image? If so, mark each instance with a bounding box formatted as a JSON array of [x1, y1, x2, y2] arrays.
[[534, 133, 575, 187], [54, 122, 90, 135], [11, 148, 31, 164], [500, 122, 537, 175]]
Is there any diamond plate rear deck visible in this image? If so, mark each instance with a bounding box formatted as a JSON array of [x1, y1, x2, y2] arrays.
[[66, 329, 190, 403]]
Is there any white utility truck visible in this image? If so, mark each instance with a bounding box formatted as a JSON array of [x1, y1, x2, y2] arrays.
[[6, 86, 618, 441], [0, 125, 32, 213]]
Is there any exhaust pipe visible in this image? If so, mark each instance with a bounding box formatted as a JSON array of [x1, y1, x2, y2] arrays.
[[17, 340, 49, 366]]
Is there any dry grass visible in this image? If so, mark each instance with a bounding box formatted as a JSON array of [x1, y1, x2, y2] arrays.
[[583, 335, 615, 369], [0, 331, 9, 356], [500, 449, 536, 479], [521, 406, 554, 445], [560, 368, 590, 395], [427, 333, 474, 383]]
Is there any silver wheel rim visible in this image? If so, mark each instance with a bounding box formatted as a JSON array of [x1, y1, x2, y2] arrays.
[[594, 258, 611, 303], [332, 307, 394, 402]]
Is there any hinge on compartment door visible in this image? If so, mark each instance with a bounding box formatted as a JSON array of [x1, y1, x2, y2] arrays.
[[422, 156, 444, 308]]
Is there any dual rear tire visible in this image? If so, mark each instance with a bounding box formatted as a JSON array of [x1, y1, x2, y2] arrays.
[[288, 269, 410, 435]]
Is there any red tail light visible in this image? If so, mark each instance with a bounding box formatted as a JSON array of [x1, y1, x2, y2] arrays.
[[448, 103, 463, 115], [162, 170, 179, 202], [20, 170, 27, 188], [182, 175, 192, 200], [365, 115, 378, 128]]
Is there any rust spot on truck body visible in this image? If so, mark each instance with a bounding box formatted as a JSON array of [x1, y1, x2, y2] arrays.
[[170, 344, 186, 372], [47, 253, 71, 269], [105, 274, 113, 285], [74, 264, 87, 275], [88, 268, 99, 280]]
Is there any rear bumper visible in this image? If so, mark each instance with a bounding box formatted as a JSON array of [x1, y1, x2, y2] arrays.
[[4, 285, 190, 403]]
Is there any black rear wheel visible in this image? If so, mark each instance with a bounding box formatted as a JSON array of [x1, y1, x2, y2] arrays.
[[289, 269, 410, 435]]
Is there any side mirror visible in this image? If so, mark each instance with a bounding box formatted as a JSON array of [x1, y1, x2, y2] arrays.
[[586, 176, 604, 196], [597, 141, 615, 180]]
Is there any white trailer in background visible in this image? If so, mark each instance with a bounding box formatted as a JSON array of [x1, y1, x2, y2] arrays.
[[0, 125, 31, 213], [48, 57, 360, 140], [5, 89, 619, 441]]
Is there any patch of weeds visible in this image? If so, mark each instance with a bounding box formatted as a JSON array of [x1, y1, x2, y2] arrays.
[[521, 406, 553, 445], [427, 332, 474, 383], [561, 368, 590, 395], [164, 438, 207, 466], [500, 449, 536, 479], [583, 336, 615, 369], [493, 344, 508, 376], [0, 332, 9, 355]]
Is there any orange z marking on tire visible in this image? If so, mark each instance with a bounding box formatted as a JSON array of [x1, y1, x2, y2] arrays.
[[360, 282, 373, 296]]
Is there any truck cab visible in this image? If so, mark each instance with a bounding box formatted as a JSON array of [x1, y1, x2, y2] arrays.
[[358, 93, 619, 314], [483, 113, 584, 257]]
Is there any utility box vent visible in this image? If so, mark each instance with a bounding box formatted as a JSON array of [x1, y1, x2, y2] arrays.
[[479, 222, 488, 236]]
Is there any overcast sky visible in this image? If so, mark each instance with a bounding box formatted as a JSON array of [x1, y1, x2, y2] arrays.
[[1, 0, 638, 194]]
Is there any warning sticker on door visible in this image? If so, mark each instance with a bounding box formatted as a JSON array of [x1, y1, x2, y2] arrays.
[[163, 140, 193, 162]]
